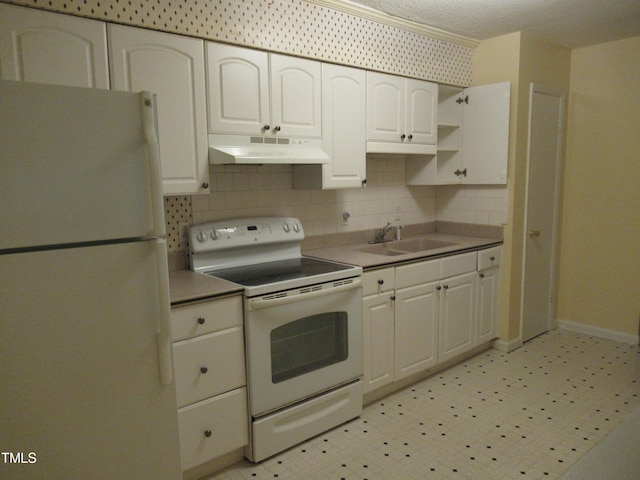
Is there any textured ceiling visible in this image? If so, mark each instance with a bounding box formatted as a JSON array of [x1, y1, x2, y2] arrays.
[[344, 0, 640, 48]]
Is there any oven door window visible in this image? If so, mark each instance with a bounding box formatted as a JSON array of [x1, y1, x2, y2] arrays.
[[270, 312, 348, 384]]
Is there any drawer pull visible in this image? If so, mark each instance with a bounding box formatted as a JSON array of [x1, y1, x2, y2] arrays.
[[479, 273, 485, 278], [204, 429, 212, 438], [490, 256, 495, 261], [197, 317, 206, 325], [378, 279, 384, 285], [200, 366, 208, 374], [443, 284, 449, 290]]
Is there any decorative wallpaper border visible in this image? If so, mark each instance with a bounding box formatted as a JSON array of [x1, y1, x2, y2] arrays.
[[2, 0, 473, 85]]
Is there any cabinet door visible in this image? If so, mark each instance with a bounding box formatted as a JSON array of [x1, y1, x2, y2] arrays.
[[206, 42, 269, 135], [0, 4, 109, 88], [320, 63, 366, 188], [462, 82, 510, 184], [439, 271, 477, 362], [363, 292, 395, 394], [366, 71, 405, 143], [394, 282, 439, 381], [109, 25, 209, 195], [406, 78, 437, 144], [477, 267, 499, 344], [270, 53, 321, 137]]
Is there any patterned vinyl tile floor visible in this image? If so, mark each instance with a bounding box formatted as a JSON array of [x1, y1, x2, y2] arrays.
[[208, 329, 640, 480]]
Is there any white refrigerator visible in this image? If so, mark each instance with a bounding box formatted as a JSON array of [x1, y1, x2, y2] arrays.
[[0, 80, 182, 479]]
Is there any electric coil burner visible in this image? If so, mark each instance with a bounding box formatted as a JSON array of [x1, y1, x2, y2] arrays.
[[189, 217, 364, 462]]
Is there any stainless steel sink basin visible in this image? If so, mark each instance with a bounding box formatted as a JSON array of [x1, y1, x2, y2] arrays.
[[392, 238, 457, 252], [355, 243, 409, 256]]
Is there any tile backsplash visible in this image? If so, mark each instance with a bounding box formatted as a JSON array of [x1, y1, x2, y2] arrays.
[[164, 157, 507, 254]]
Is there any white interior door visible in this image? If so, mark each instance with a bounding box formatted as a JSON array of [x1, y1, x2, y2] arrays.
[[521, 84, 564, 342]]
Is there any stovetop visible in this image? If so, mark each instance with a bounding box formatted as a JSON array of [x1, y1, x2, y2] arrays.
[[206, 257, 355, 287], [189, 217, 361, 297]]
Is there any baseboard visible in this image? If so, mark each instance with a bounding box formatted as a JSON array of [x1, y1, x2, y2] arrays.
[[492, 336, 523, 352], [558, 319, 639, 345]]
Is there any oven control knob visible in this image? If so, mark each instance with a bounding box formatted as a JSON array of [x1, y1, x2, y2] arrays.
[[283, 223, 290, 233], [292, 222, 300, 233], [196, 230, 208, 243], [209, 230, 219, 241]]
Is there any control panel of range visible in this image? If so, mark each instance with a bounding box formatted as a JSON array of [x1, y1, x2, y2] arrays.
[[188, 217, 304, 253]]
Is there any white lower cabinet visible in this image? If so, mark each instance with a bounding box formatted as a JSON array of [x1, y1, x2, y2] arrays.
[[394, 281, 439, 379], [171, 295, 248, 472], [362, 248, 500, 396]]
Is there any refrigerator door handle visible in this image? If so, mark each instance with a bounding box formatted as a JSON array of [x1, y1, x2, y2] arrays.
[[154, 238, 174, 385], [141, 91, 167, 239]]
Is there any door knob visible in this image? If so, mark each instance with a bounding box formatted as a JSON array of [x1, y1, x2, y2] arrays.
[[528, 229, 541, 238]]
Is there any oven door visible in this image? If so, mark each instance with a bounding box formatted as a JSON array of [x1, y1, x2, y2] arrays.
[[245, 277, 363, 417]]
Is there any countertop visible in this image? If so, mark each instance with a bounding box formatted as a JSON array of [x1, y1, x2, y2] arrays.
[[304, 232, 502, 270], [169, 222, 503, 303], [169, 269, 243, 305]]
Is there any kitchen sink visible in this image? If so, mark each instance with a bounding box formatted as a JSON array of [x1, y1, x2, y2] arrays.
[[355, 238, 459, 256], [355, 243, 409, 256], [393, 238, 457, 252]]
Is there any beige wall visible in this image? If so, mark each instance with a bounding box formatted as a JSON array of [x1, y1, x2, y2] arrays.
[[473, 32, 571, 345], [557, 36, 640, 336]]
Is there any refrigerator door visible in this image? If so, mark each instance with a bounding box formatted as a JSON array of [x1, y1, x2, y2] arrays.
[[0, 80, 158, 251], [0, 241, 181, 480]]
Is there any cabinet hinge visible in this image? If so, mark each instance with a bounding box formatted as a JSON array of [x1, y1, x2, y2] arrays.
[[456, 95, 469, 104]]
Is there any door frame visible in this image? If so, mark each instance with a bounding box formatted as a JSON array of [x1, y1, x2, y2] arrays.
[[520, 82, 565, 341]]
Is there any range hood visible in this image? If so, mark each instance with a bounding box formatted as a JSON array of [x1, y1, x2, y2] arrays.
[[209, 134, 329, 165]]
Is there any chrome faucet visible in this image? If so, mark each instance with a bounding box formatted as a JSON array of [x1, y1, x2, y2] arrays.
[[371, 222, 394, 243]]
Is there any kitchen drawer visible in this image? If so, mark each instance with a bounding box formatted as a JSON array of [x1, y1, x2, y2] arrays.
[[441, 252, 476, 278], [362, 268, 395, 296], [478, 246, 501, 271], [178, 387, 249, 471], [171, 295, 242, 341], [395, 258, 440, 289], [173, 327, 246, 408]]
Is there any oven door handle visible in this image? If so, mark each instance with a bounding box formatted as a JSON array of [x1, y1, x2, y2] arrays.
[[249, 277, 362, 310]]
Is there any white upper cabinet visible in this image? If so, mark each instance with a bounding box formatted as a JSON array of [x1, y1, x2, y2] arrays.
[[207, 43, 321, 138], [405, 78, 438, 145], [366, 71, 437, 154], [407, 82, 510, 185], [293, 63, 366, 189], [108, 25, 209, 195], [206, 43, 269, 136], [0, 3, 109, 88], [270, 53, 321, 138]]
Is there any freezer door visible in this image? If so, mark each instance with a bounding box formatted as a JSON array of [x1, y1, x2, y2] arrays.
[[0, 80, 158, 250], [0, 242, 181, 480]]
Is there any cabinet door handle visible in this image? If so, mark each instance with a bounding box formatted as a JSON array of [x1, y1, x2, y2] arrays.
[[443, 284, 449, 289], [400, 134, 406, 140], [528, 229, 541, 238], [390, 295, 396, 301], [204, 429, 212, 438], [479, 273, 485, 278], [200, 366, 208, 374], [408, 134, 413, 140], [273, 125, 281, 132], [436, 286, 442, 291], [263, 124, 270, 131]]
